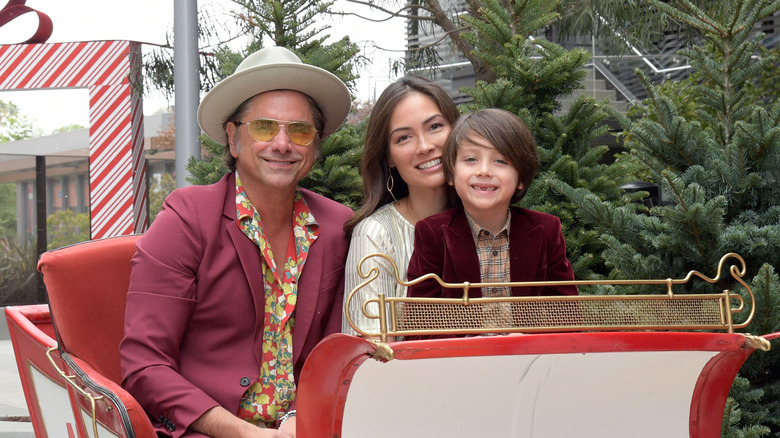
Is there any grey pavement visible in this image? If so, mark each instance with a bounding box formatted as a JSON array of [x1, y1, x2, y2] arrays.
[[1, 314, 35, 437]]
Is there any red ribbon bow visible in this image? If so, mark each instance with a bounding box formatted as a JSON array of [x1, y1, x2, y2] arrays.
[[0, 0, 52, 44]]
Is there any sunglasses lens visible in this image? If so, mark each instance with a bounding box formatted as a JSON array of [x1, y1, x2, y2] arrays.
[[287, 122, 317, 145], [248, 119, 279, 142], [247, 119, 317, 145]]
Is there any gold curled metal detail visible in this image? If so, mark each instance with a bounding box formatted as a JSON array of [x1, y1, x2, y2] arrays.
[[344, 252, 757, 340], [46, 347, 102, 438], [369, 341, 394, 362], [743, 335, 772, 352]]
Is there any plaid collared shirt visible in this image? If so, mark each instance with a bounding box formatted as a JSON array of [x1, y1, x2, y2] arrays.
[[467, 211, 512, 330], [466, 211, 512, 297]]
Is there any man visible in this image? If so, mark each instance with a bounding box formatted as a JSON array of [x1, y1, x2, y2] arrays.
[[120, 46, 353, 438]]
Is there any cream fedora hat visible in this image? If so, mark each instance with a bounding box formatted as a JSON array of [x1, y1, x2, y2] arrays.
[[197, 46, 351, 145]]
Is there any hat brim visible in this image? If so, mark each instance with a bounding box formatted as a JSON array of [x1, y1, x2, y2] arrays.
[[197, 62, 351, 145]]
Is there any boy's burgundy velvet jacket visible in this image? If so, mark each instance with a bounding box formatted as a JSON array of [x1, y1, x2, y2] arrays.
[[407, 206, 577, 299]]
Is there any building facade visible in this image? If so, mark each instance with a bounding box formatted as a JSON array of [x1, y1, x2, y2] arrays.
[[0, 112, 175, 241], [404, 4, 780, 109]]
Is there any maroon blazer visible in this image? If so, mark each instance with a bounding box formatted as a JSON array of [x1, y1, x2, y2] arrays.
[[407, 206, 577, 299], [119, 173, 353, 438]]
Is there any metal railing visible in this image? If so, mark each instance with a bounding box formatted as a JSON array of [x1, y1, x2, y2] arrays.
[[345, 253, 758, 343]]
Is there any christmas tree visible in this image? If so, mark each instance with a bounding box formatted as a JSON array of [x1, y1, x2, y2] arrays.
[[548, 0, 780, 433]]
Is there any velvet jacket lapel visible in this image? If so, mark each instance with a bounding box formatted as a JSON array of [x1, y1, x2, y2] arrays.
[[508, 207, 546, 284], [441, 207, 547, 295], [441, 209, 481, 297]]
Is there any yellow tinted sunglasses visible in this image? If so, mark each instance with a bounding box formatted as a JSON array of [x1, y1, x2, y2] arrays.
[[238, 118, 318, 146]]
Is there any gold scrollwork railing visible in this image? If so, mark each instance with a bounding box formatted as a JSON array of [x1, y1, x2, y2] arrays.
[[345, 252, 760, 344]]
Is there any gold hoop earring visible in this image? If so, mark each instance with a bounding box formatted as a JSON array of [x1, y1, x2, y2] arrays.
[[386, 171, 398, 203]]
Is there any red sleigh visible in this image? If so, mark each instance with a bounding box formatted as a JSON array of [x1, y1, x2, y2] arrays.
[[297, 253, 779, 437], [5, 237, 779, 437], [5, 235, 155, 438]]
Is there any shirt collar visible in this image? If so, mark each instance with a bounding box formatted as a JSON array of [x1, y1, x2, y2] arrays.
[[234, 171, 318, 227], [465, 209, 511, 240]]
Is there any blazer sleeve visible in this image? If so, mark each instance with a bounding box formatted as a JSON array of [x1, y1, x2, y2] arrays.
[[120, 190, 219, 438]]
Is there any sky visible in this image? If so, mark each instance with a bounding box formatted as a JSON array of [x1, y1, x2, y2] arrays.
[[0, 0, 406, 135]]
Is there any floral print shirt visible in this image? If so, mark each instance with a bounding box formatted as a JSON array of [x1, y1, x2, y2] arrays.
[[234, 173, 319, 428]]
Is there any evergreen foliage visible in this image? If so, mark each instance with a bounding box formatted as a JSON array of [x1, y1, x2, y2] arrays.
[[741, 264, 780, 433], [344, 0, 736, 84], [548, 0, 780, 432], [186, 136, 230, 186], [298, 120, 365, 210], [149, 173, 177, 222], [227, 0, 364, 91], [723, 376, 771, 437], [145, 0, 364, 98], [230, 0, 333, 49], [450, 0, 780, 431]]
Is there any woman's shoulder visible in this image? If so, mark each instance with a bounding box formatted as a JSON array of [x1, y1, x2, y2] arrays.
[[354, 203, 412, 233], [349, 204, 416, 261]]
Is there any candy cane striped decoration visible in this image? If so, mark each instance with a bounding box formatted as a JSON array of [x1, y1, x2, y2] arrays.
[[0, 40, 148, 238]]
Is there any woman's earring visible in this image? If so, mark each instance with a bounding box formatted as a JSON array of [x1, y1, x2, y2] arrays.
[[386, 171, 398, 203]]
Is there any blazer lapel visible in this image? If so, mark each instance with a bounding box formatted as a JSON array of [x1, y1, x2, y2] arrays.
[[291, 191, 323, 368], [223, 174, 267, 366], [442, 209, 482, 297]]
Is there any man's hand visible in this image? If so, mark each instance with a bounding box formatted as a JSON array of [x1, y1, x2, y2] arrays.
[[190, 406, 280, 437], [276, 416, 296, 438]]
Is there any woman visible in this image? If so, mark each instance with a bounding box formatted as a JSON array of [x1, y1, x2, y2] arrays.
[[342, 75, 460, 336]]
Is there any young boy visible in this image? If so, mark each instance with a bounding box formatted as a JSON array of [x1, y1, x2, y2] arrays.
[[406, 109, 577, 333]]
